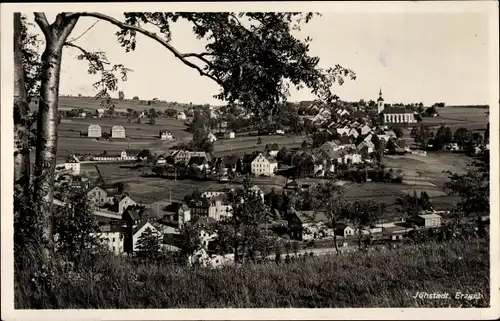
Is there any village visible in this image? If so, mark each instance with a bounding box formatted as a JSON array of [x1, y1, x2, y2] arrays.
[[52, 89, 490, 268]]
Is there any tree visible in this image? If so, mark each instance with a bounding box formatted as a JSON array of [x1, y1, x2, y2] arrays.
[[24, 11, 356, 258], [310, 180, 346, 254], [257, 137, 262, 145], [277, 146, 290, 161], [301, 140, 308, 149], [424, 106, 437, 117], [148, 117, 156, 125], [132, 96, 139, 100], [345, 200, 379, 250], [137, 149, 153, 162], [218, 177, 276, 263], [118, 90, 125, 100], [53, 192, 105, 263], [135, 226, 162, 258], [444, 159, 489, 220], [453, 127, 471, 148], [393, 127, 404, 139], [433, 124, 453, 150]]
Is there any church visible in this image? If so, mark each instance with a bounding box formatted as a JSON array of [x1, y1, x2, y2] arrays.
[[377, 89, 417, 126]]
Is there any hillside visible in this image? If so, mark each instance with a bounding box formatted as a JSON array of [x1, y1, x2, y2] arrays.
[[15, 238, 489, 308]]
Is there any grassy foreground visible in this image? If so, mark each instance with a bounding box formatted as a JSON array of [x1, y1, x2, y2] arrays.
[[15, 238, 489, 309]]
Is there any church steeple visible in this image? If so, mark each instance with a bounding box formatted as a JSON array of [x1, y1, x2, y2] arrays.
[[378, 87, 384, 102], [377, 87, 385, 114]]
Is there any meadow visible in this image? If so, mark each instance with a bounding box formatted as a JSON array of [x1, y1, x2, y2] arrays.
[[213, 134, 306, 157], [421, 107, 489, 131], [15, 237, 490, 308]]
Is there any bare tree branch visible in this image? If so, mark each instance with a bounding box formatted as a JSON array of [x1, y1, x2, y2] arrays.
[[68, 12, 222, 84], [67, 20, 99, 43], [64, 42, 111, 66]]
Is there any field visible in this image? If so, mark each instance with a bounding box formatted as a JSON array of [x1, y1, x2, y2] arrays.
[[30, 96, 192, 113], [49, 117, 191, 162], [213, 134, 306, 156], [15, 237, 490, 308], [420, 107, 489, 131]]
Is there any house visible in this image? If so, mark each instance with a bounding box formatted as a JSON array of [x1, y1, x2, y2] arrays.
[[318, 142, 342, 161], [338, 149, 362, 164], [356, 141, 375, 155], [387, 138, 408, 154], [63, 155, 81, 175], [251, 153, 278, 177], [287, 208, 332, 241], [249, 185, 265, 202], [87, 186, 108, 207], [88, 124, 102, 138], [126, 221, 162, 254], [335, 126, 350, 136], [207, 132, 217, 143], [335, 223, 355, 238], [407, 212, 442, 228], [275, 129, 285, 135], [348, 128, 359, 138], [112, 194, 137, 214], [265, 143, 280, 157], [214, 155, 242, 173], [224, 131, 235, 139], [359, 124, 372, 136], [188, 156, 210, 171], [177, 112, 186, 120], [90, 224, 126, 255], [153, 201, 191, 232], [189, 197, 232, 221], [382, 226, 407, 241], [155, 155, 167, 165], [96, 109, 105, 117], [159, 130, 174, 140], [336, 109, 350, 117], [173, 150, 191, 165], [111, 125, 126, 138], [201, 187, 231, 199], [376, 89, 417, 125]]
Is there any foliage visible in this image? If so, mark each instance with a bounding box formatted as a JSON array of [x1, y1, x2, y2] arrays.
[[53, 192, 105, 263], [118, 90, 125, 100], [148, 117, 156, 125], [345, 200, 380, 250], [444, 159, 489, 219], [112, 12, 356, 120], [15, 238, 489, 308], [135, 227, 162, 258], [217, 176, 276, 263], [394, 191, 433, 218]]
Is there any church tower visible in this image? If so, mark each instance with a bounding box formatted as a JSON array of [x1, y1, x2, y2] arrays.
[[377, 87, 385, 114]]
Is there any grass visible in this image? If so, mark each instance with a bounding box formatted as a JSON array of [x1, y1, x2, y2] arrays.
[[48, 117, 191, 162], [15, 237, 490, 308], [421, 107, 489, 131], [213, 135, 306, 156]]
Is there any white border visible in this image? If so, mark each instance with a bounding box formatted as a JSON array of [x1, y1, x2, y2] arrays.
[[1, 2, 499, 320]]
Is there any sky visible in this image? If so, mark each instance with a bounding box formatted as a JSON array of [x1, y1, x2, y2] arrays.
[[29, 11, 490, 106]]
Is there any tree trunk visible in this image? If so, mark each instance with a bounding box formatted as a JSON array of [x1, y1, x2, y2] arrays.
[[333, 234, 339, 254], [13, 13, 30, 192], [33, 13, 78, 256]]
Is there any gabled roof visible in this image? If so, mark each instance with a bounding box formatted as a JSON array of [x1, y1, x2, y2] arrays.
[[338, 136, 352, 145], [189, 156, 207, 166], [291, 209, 329, 224], [124, 208, 141, 221], [222, 155, 240, 165]]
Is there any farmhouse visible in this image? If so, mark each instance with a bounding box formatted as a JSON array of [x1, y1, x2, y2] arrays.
[[251, 153, 278, 177], [335, 223, 355, 238], [287, 208, 332, 241], [87, 186, 108, 207], [111, 125, 126, 138], [213, 155, 242, 173], [177, 112, 186, 120], [90, 224, 126, 255], [377, 89, 417, 126], [87, 124, 102, 138], [159, 130, 174, 140], [407, 212, 442, 228], [64, 155, 81, 175]]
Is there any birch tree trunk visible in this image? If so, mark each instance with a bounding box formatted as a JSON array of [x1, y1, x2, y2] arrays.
[[33, 13, 78, 255], [13, 13, 30, 191]]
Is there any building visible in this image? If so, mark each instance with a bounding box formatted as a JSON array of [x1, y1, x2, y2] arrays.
[[64, 155, 81, 175], [335, 223, 355, 238], [250, 153, 278, 177], [87, 186, 108, 207], [382, 226, 407, 241], [177, 112, 186, 120], [111, 125, 126, 138], [265, 143, 280, 157], [377, 89, 417, 125], [188, 156, 211, 171], [359, 124, 372, 136], [96, 109, 105, 117], [189, 197, 232, 221], [159, 130, 174, 140], [91, 224, 126, 255], [407, 212, 442, 228], [207, 132, 217, 143], [356, 141, 375, 155], [287, 208, 332, 241], [112, 194, 137, 214], [88, 124, 102, 138], [224, 131, 235, 139], [213, 155, 242, 173], [128, 221, 162, 254]]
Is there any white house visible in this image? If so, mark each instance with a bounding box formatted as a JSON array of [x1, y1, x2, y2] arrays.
[[336, 127, 350, 136], [337, 109, 350, 117], [88, 124, 102, 138], [155, 155, 167, 165], [159, 130, 174, 140], [96, 109, 105, 117], [111, 125, 126, 138], [360, 124, 372, 136], [113, 194, 137, 214], [348, 128, 359, 138], [207, 132, 217, 143], [90, 225, 125, 255], [64, 155, 81, 175], [251, 153, 278, 177], [224, 131, 235, 139], [177, 112, 187, 120]]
